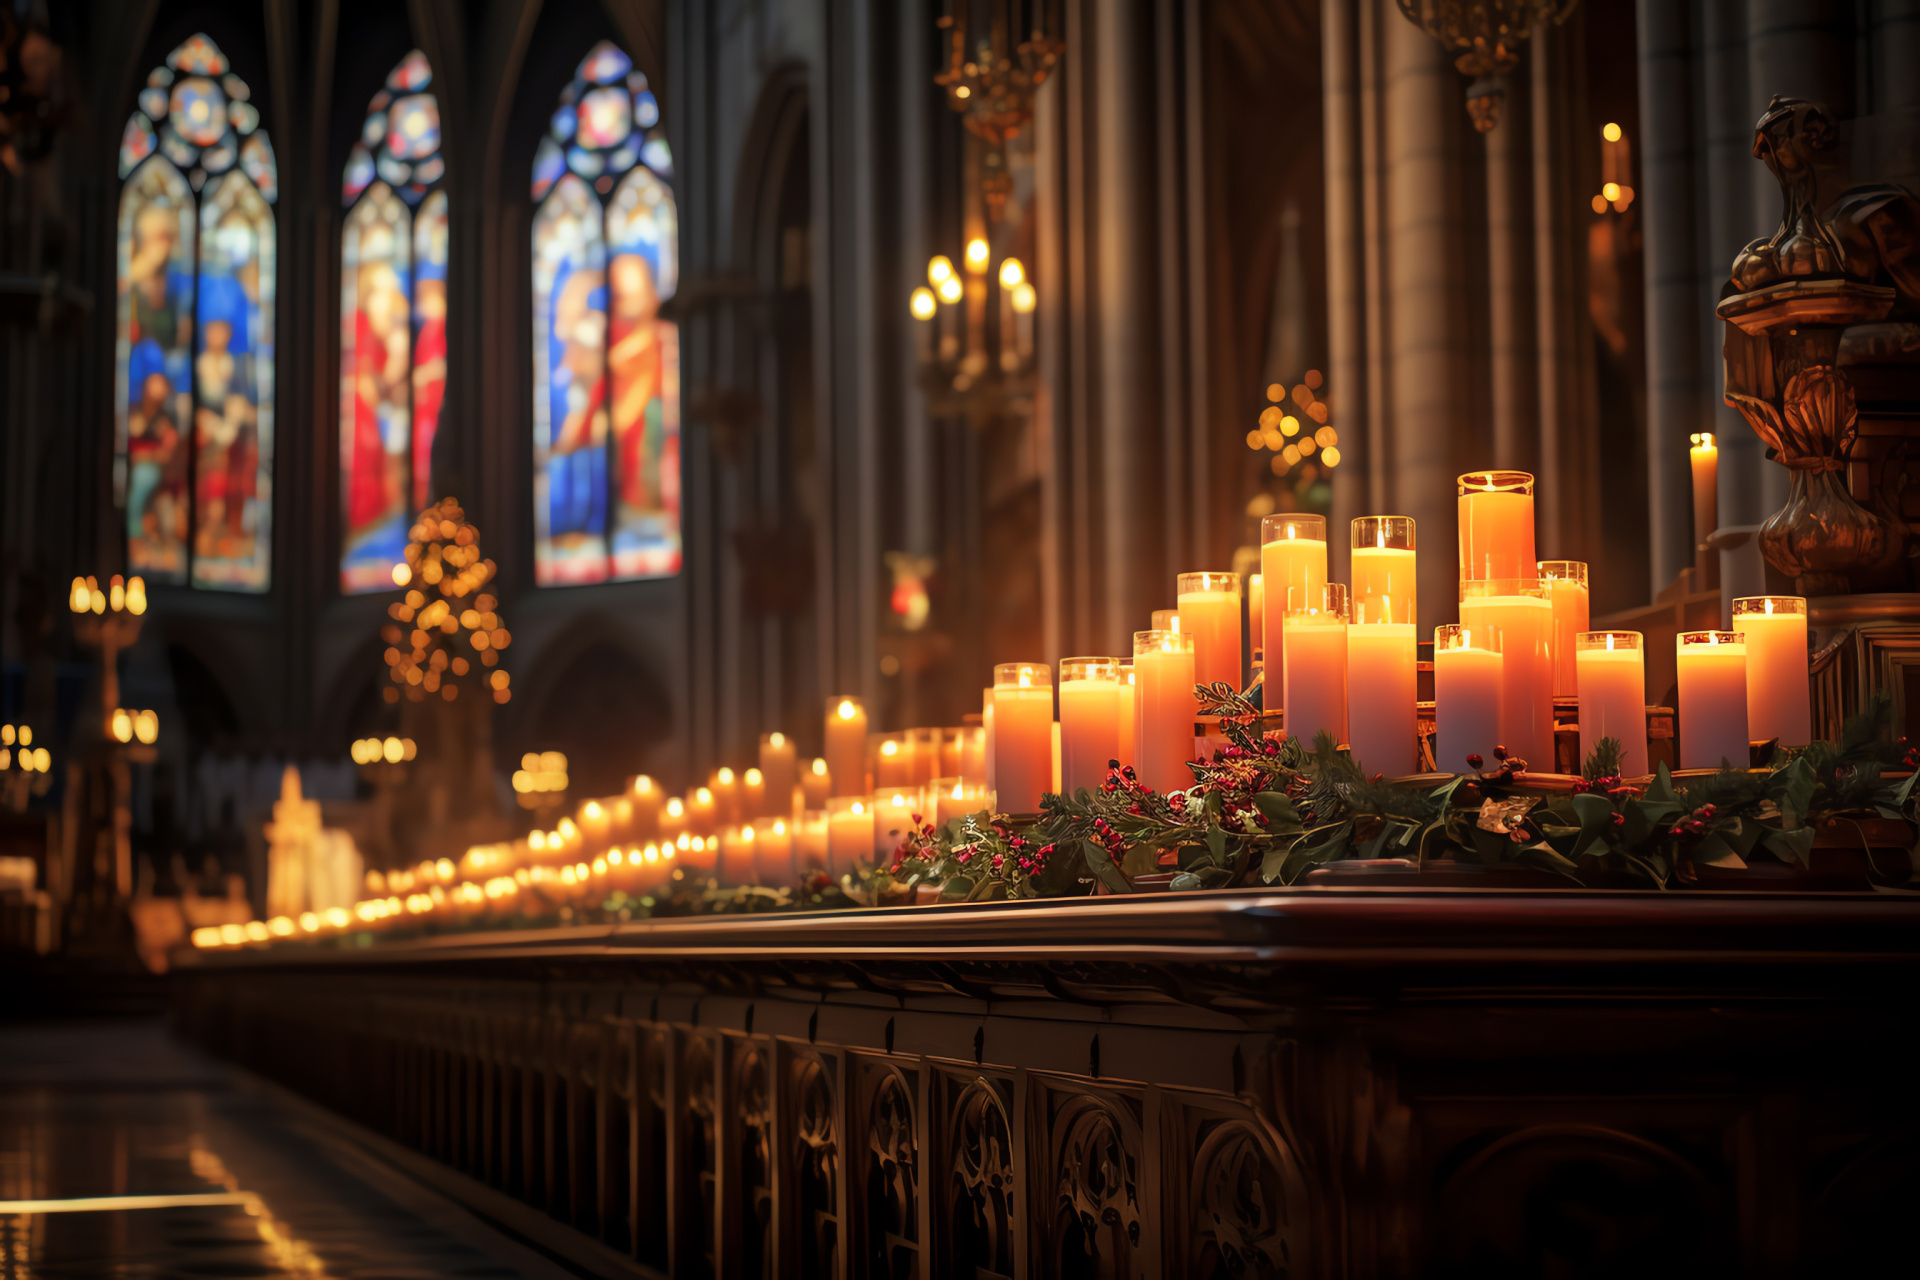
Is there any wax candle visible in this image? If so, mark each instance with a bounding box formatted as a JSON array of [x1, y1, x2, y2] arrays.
[[1732, 596, 1810, 748], [876, 735, 913, 787], [1347, 621, 1418, 776], [1059, 657, 1123, 796], [1459, 579, 1554, 770], [826, 797, 874, 871], [1051, 721, 1062, 793], [824, 696, 868, 798], [1677, 630, 1750, 769], [1248, 574, 1265, 667], [631, 842, 671, 894], [1134, 630, 1197, 795], [1282, 584, 1349, 749], [686, 786, 717, 835], [1457, 471, 1535, 582], [1150, 608, 1181, 634], [1434, 623, 1504, 774], [743, 768, 766, 820], [910, 728, 941, 784], [931, 777, 988, 826], [1690, 432, 1718, 568], [628, 774, 661, 839], [992, 663, 1054, 813], [711, 767, 741, 826], [938, 727, 965, 777], [751, 817, 793, 884], [659, 796, 687, 843], [758, 732, 798, 813], [1176, 572, 1244, 694], [579, 799, 611, 847], [678, 829, 717, 875], [803, 757, 832, 809], [1116, 662, 1136, 770], [1350, 516, 1417, 628], [1576, 631, 1648, 777], [794, 811, 829, 873], [872, 788, 920, 859], [719, 824, 757, 884], [982, 688, 996, 795], [960, 724, 986, 782], [1260, 514, 1329, 712], [1539, 561, 1590, 699]]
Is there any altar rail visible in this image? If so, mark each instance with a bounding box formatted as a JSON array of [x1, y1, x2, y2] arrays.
[[174, 891, 1920, 1278]]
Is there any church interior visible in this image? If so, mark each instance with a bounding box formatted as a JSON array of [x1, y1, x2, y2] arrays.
[[2, 0, 1919, 1274]]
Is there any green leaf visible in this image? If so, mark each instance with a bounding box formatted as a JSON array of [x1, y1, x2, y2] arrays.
[[1259, 841, 1295, 884], [1761, 826, 1814, 869], [1195, 864, 1235, 888], [939, 875, 977, 901], [1121, 842, 1161, 878], [1428, 776, 1467, 807], [1768, 756, 1817, 828], [1723, 817, 1764, 856], [1512, 842, 1583, 879], [1253, 791, 1301, 829], [1689, 832, 1746, 868], [1205, 824, 1227, 866], [1081, 838, 1134, 894], [1569, 792, 1615, 857], [1467, 825, 1509, 865], [1645, 761, 1678, 804], [1169, 872, 1205, 891]]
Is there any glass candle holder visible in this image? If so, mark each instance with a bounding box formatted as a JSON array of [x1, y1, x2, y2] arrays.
[[937, 727, 965, 777], [1539, 561, 1589, 699], [758, 732, 798, 814], [1058, 657, 1124, 797], [1133, 630, 1197, 795], [1260, 514, 1329, 713], [751, 816, 794, 885], [874, 734, 912, 787], [1347, 597, 1417, 777], [1677, 630, 1750, 769], [825, 796, 874, 872], [824, 696, 868, 799], [1457, 471, 1536, 582], [802, 757, 832, 810], [719, 823, 757, 885], [1176, 572, 1243, 695], [909, 727, 942, 784], [794, 810, 829, 874], [1732, 596, 1810, 748], [1350, 516, 1417, 628], [1150, 608, 1181, 632], [991, 662, 1053, 813], [1117, 661, 1136, 770], [1282, 583, 1349, 750], [1248, 574, 1265, 667], [931, 776, 988, 826], [1459, 578, 1554, 770], [871, 787, 921, 859], [1434, 623, 1504, 775], [1575, 631, 1648, 777]]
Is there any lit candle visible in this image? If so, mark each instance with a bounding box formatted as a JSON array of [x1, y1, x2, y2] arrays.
[[1260, 514, 1329, 713], [1677, 630, 1750, 769], [1176, 572, 1244, 694], [579, 799, 611, 847], [1282, 584, 1349, 749], [758, 732, 798, 814], [938, 727, 964, 777], [981, 688, 996, 796], [1051, 721, 1062, 793], [794, 810, 829, 874], [1350, 516, 1417, 627], [802, 757, 832, 809], [1150, 608, 1181, 634], [751, 817, 793, 883], [1576, 631, 1648, 777], [1059, 657, 1123, 796], [1690, 432, 1718, 571], [1457, 471, 1535, 582], [711, 767, 741, 826], [659, 796, 687, 843], [1539, 561, 1589, 699], [875, 735, 913, 787], [1459, 579, 1554, 769], [679, 830, 718, 875], [719, 824, 757, 884], [1133, 629, 1197, 795], [1434, 623, 1504, 774], [628, 774, 661, 839], [1731, 596, 1809, 747], [992, 662, 1054, 813], [872, 788, 920, 859], [1248, 575, 1265, 668], [1116, 662, 1135, 770], [932, 776, 988, 826], [911, 728, 942, 784], [1346, 611, 1417, 777], [824, 696, 868, 798], [826, 797, 874, 872], [742, 768, 766, 820], [960, 724, 986, 782], [686, 786, 717, 836]]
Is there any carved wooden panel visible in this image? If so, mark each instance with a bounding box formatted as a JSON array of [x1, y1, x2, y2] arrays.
[[851, 1058, 919, 1280]]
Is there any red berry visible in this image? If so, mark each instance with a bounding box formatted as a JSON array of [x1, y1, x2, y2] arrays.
[[1466, 754, 1484, 769]]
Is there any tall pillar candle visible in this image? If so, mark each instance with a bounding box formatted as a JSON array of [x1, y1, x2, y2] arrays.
[[1282, 584, 1350, 749], [872, 788, 920, 858], [1059, 657, 1123, 796], [1459, 579, 1554, 769], [659, 796, 687, 844], [687, 786, 717, 836], [981, 689, 995, 795], [758, 732, 798, 813], [825, 797, 873, 872], [1116, 662, 1136, 770], [1176, 572, 1244, 694], [794, 811, 829, 873], [1346, 612, 1417, 776], [1457, 471, 1536, 582], [1133, 630, 1197, 795], [960, 725, 986, 782], [932, 777, 988, 826], [802, 757, 832, 809], [1677, 630, 1750, 769], [875, 736, 912, 788], [742, 768, 766, 820], [911, 728, 942, 784], [824, 697, 868, 798], [1260, 514, 1329, 711], [751, 817, 793, 884], [1576, 631, 1649, 777], [1248, 575, 1265, 668], [991, 662, 1054, 813], [1539, 561, 1589, 698], [1434, 623, 1504, 774], [1690, 432, 1718, 577], [1732, 596, 1810, 748], [711, 768, 741, 826], [938, 728, 964, 777], [1350, 516, 1417, 627], [719, 824, 756, 884], [627, 774, 661, 839]]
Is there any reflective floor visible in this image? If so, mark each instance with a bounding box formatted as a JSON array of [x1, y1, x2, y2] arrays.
[[0, 1021, 571, 1280]]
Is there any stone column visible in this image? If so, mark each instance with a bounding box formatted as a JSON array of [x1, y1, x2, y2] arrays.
[[1488, 75, 1537, 477]]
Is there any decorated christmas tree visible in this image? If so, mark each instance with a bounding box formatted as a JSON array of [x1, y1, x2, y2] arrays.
[[381, 498, 514, 706]]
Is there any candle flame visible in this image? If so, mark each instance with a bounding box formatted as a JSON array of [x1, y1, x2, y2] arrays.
[[717, 767, 734, 784], [811, 758, 828, 776], [1376, 527, 1386, 550], [1606, 633, 1615, 652], [769, 732, 785, 747], [881, 740, 898, 756], [745, 768, 763, 785], [773, 820, 786, 835], [1018, 669, 1032, 686], [1286, 522, 1297, 540], [666, 797, 684, 817], [852, 801, 866, 815], [696, 787, 713, 804], [634, 775, 652, 794], [837, 699, 857, 720], [951, 782, 964, 799], [741, 825, 754, 842], [1764, 597, 1774, 615]]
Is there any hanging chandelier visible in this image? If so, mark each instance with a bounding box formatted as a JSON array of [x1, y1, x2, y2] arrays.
[[934, 0, 1064, 220], [1395, 0, 1580, 132]]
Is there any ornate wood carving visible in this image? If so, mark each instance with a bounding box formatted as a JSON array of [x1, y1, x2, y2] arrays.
[[734, 1042, 775, 1276], [946, 1078, 1017, 1279], [790, 1052, 840, 1278], [682, 1032, 719, 1277], [855, 1062, 919, 1280], [1188, 1118, 1298, 1278], [1047, 1095, 1145, 1278]]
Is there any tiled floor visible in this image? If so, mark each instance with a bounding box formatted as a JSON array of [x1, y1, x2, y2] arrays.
[[0, 1021, 573, 1280]]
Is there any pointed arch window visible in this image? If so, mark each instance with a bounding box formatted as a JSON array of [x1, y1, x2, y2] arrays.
[[530, 41, 680, 586], [340, 50, 449, 594], [115, 33, 277, 591]]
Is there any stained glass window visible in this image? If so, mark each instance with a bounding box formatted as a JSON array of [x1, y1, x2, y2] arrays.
[[340, 50, 448, 594], [531, 41, 680, 586], [116, 32, 277, 591]]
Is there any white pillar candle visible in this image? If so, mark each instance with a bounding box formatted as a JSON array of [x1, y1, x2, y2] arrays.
[[758, 732, 798, 814], [991, 663, 1054, 813], [1539, 560, 1590, 699], [872, 788, 920, 859], [1459, 579, 1554, 769], [1434, 623, 1504, 774], [1116, 662, 1135, 770], [1576, 630, 1648, 777], [794, 811, 829, 874], [1282, 584, 1349, 749], [1059, 657, 1123, 796], [1346, 622, 1418, 776], [1248, 574, 1265, 667], [875, 735, 912, 788], [1349, 516, 1417, 627], [824, 697, 868, 799], [1176, 572, 1243, 694], [750, 816, 793, 884], [931, 776, 988, 826], [1732, 595, 1810, 747], [1677, 630, 1750, 769], [802, 757, 832, 810], [719, 824, 757, 885], [981, 688, 996, 796], [1457, 470, 1536, 582], [826, 797, 873, 872], [1133, 629, 1197, 795], [960, 725, 986, 782], [1259, 514, 1329, 713]]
